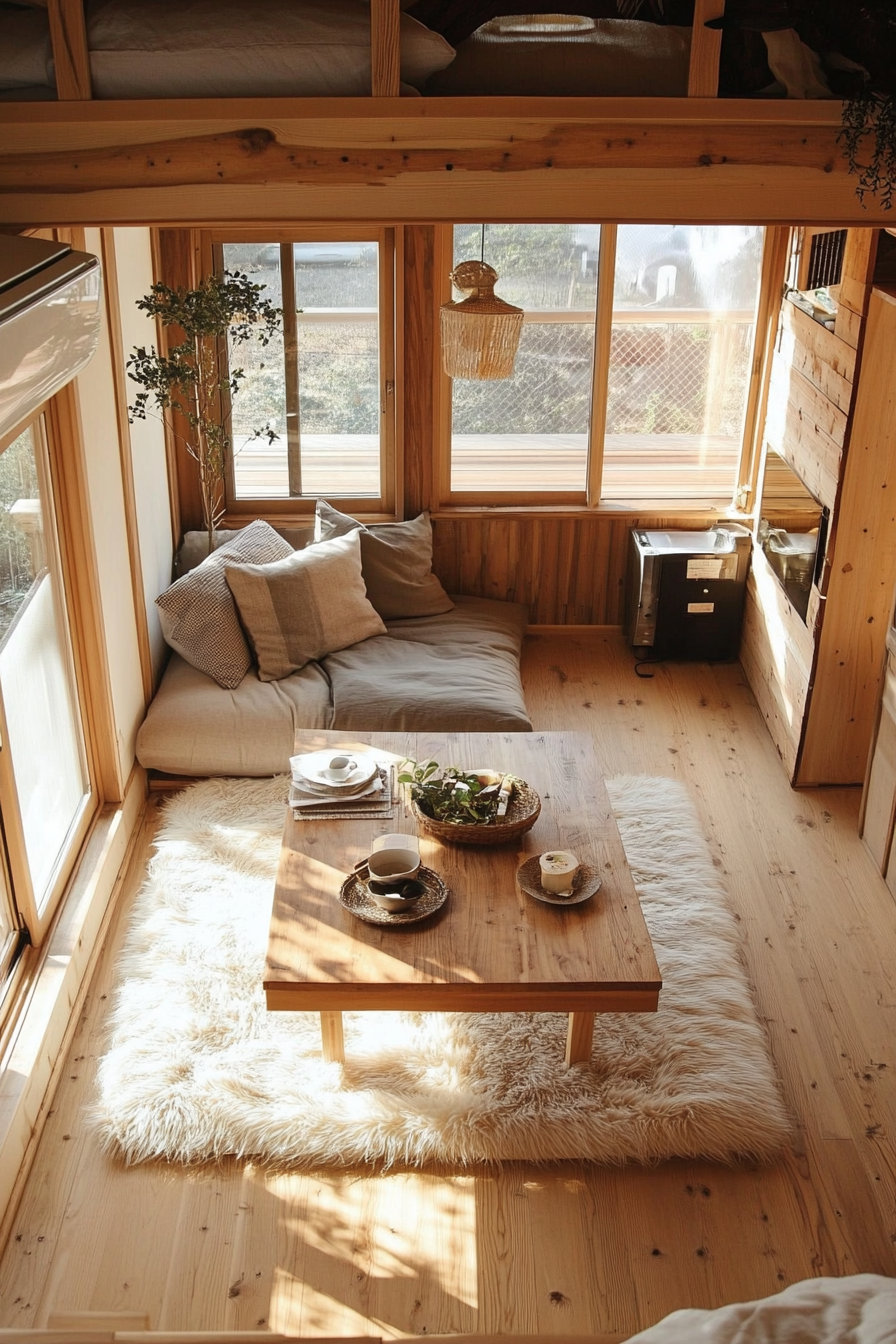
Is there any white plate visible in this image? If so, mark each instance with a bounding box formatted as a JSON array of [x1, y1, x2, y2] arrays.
[[291, 750, 378, 791]]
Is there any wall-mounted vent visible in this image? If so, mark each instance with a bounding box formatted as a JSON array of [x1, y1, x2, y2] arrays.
[[806, 229, 847, 289]]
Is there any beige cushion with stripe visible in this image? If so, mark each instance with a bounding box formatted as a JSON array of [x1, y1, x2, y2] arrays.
[[225, 530, 386, 681], [314, 500, 454, 620], [156, 519, 293, 689]]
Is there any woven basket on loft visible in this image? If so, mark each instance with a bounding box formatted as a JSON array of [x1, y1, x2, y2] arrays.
[[440, 229, 524, 380]]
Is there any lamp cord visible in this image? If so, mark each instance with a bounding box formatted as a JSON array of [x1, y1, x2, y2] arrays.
[[481, 224, 486, 264]]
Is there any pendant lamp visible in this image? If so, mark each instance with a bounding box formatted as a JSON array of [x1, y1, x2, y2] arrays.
[[440, 233, 524, 380]]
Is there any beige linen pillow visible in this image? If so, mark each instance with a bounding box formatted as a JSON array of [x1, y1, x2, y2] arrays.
[[224, 530, 386, 681], [314, 500, 454, 620], [156, 520, 293, 689]]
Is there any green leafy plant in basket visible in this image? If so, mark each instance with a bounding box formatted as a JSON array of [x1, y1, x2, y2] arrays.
[[398, 759, 505, 826]]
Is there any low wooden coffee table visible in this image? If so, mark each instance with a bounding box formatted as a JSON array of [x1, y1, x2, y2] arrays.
[[265, 730, 661, 1068]]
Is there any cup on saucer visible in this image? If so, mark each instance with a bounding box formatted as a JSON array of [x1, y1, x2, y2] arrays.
[[326, 754, 355, 782]]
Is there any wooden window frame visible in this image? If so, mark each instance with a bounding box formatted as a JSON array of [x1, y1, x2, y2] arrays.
[[203, 226, 398, 521], [0, 410, 99, 947], [434, 222, 774, 515]]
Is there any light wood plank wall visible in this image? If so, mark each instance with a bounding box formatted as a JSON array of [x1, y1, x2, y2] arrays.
[[741, 228, 896, 785]]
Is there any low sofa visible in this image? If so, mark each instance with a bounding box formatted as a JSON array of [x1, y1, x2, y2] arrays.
[[136, 507, 532, 777]]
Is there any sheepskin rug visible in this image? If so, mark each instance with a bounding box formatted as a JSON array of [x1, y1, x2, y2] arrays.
[[92, 774, 790, 1168]]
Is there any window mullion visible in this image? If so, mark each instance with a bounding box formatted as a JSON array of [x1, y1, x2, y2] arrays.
[[280, 243, 302, 498], [586, 223, 616, 509]]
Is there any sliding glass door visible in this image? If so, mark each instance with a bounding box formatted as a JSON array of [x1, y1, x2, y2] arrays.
[[0, 412, 94, 951]]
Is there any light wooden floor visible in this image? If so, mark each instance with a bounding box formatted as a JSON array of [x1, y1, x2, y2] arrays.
[[2, 631, 895, 1337]]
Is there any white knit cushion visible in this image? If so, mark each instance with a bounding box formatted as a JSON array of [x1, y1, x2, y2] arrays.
[[224, 530, 386, 681], [156, 520, 293, 689]]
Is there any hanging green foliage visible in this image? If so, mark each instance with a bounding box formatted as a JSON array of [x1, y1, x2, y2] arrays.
[[838, 92, 896, 211]]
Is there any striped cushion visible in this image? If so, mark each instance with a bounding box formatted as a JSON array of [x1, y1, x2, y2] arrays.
[[224, 530, 386, 681], [156, 520, 293, 688]]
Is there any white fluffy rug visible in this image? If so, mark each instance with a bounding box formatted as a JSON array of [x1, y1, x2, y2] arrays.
[[93, 775, 791, 1168]]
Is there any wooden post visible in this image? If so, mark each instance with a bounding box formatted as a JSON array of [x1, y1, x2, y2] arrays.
[[47, 0, 92, 100], [565, 1011, 596, 1067], [688, 0, 725, 98], [320, 1010, 345, 1063], [370, 0, 401, 98]]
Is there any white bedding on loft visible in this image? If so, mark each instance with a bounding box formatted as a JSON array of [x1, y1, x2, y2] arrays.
[[0, 0, 455, 98]]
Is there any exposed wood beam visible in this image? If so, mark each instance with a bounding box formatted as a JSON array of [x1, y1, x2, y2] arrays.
[[1, 99, 889, 227], [370, 0, 401, 98], [688, 0, 725, 98], [47, 0, 92, 100], [0, 121, 847, 193]]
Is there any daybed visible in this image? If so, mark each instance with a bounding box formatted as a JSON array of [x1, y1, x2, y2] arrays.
[[136, 508, 532, 778]]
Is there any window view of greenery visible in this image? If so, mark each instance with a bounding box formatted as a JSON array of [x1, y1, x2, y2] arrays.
[[223, 241, 382, 499], [0, 427, 43, 645], [450, 223, 764, 500], [451, 224, 598, 493]]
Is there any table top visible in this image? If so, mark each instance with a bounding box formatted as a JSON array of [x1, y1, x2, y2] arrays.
[[264, 730, 661, 1014]]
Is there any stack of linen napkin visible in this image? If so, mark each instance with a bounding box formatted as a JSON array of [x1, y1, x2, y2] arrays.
[[288, 749, 395, 821]]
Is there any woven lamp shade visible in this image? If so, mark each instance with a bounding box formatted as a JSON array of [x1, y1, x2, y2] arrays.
[[440, 260, 524, 380]]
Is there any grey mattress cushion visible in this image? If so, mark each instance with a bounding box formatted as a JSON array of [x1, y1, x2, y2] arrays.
[[136, 595, 531, 776], [135, 652, 334, 777], [323, 596, 532, 732]]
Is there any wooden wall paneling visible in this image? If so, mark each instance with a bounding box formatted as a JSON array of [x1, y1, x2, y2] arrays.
[[370, 0, 401, 98], [835, 228, 878, 323], [778, 302, 855, 414], [152, 229, 203, 536], [98, 230, 154, 704], [688, 0, 725, 98], [46, 0, 91, 100], [403, 226, 435, 516], [796, 287, 896, 785], [739, 550, 815, 780], [764, 357, 845, 512]]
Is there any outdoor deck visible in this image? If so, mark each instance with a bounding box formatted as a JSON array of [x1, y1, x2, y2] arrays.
[[232, 433, 741, 501]]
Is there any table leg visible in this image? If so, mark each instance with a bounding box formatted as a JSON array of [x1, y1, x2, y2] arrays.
[[320, 1010, 345, 1063], [565, 1011, 595, 1067]]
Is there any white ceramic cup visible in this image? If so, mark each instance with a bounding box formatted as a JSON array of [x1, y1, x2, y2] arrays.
[[539, 850, 579, 894], [368, 846, 421, 883], [327, 754, 355, 781]]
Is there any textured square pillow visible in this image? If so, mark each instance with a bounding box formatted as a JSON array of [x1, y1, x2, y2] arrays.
[[156, 520, 293, 689], [314, 500, 454, 620], [224, 530, 386, 681]]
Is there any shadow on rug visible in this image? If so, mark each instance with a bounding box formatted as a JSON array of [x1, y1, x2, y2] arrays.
[[92, 775, 791, 1167]]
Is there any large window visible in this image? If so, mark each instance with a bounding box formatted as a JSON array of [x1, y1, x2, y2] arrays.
[[441, 223, 766, 505], [0, 412, 94, 956], [215, 230, 395, 514]]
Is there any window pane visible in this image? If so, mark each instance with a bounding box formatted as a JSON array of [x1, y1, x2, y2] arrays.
[[602, 225, 764, 500], [225, 241, 381, 500], [295, 241, 380, 497], [0, 425, 89, 913], [222, 243, 288, 500], [450, 224, 598, 493]]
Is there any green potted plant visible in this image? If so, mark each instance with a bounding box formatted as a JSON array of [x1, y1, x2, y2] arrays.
[[127, 271, 281, 554], [399, 758, 540, 846]]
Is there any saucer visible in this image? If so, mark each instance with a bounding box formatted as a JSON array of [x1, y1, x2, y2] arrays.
[[516, 855, 601, 906], [339, 864, 449, 926], [291, 750, 378, 791]]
